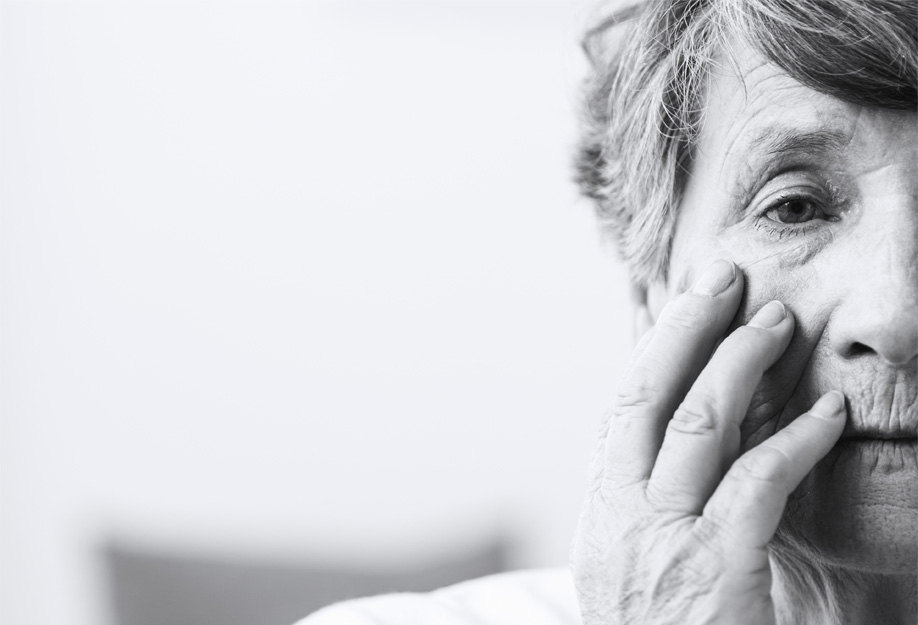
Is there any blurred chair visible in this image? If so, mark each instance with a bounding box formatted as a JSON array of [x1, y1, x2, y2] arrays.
[[102, 537, 509, 625]]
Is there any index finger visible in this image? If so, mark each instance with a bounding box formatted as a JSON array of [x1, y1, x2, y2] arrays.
[[603, 259, 744, 486]]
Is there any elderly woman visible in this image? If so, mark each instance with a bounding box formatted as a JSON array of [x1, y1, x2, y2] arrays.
[[302, 0, 917, 623]]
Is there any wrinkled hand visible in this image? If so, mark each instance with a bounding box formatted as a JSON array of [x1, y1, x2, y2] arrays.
[[570, 259, 847, 625]]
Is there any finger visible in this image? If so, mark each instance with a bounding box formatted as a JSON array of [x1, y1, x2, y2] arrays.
[[646, 300, 794, 512], [623, 323, 657, 377], [588, 325, 658, 487], [701, 391, 847, 549], [604, 259, 742, 486]]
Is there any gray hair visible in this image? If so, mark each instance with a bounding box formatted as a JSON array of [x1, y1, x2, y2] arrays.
[[576, 0, 917, 288]]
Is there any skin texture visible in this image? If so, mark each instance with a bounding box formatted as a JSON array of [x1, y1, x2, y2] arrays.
[[571, 43, 917, 624]]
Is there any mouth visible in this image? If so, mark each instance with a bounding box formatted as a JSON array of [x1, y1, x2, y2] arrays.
[[841, 424, 918, 441], [836, 423, 917, 460], [838, 433, 918, 454], [837, 436, 918, 451], [841, 434, 918, 443]]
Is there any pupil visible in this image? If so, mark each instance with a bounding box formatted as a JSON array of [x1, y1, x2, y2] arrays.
[[780, 200, 813, 223]]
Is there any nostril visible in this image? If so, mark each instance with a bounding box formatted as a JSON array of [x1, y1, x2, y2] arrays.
[[847, 342, 874, 358], [832, 305, 918, 365]]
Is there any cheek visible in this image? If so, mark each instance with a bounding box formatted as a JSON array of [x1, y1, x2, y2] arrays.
[[670, 237, 835, 444], [741, 259, 841, 448], [674, 234, 827, 327]]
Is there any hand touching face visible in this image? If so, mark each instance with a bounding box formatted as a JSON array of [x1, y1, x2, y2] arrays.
[[572, 258, 853, 624], [571, 41, 916, 625]]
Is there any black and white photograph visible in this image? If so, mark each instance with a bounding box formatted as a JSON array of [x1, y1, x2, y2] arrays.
[[2, 1, 915, 624]]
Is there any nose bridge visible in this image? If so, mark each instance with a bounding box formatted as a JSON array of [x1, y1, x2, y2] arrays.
[[832, 195, 918, 364], [864, 208, 918, 297]]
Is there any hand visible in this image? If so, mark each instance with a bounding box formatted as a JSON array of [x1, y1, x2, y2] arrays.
[[570, 259, 847, 625]]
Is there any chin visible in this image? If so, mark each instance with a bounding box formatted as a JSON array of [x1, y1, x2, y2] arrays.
[[782, 439, 918, 574]]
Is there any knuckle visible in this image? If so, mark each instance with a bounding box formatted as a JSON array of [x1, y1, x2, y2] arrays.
[[610, 379, 658, 419], [669, 393, 721, 436], [613, 385, 655, 412]]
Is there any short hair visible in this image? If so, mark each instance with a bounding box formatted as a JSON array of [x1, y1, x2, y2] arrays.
[[576, 0, 917, 288]]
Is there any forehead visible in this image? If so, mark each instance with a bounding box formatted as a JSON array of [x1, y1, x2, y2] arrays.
[[699, 43, 852, 164], [694, 40, 917, 193]]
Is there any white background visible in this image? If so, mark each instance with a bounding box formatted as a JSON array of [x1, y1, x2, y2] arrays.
[[1, 1, 633, 623]]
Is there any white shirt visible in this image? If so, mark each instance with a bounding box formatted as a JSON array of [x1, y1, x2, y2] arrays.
[[297, 567, 581, 625]]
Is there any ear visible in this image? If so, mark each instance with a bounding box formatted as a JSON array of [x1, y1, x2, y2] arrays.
[[630, 280, 670, 343]]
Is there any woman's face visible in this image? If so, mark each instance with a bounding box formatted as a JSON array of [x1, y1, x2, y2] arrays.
[[649, 43, 917, 573]]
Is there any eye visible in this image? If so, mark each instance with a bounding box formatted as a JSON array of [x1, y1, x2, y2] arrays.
[[764, 197, 824, 224], [750, 178, 843, 243], [753, 191, 840, 241]]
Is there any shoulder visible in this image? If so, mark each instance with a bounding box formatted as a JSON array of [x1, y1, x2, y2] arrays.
[[296, 567, 580, 625]]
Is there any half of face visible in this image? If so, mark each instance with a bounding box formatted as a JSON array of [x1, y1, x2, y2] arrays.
[[644, 40, 918, 573]]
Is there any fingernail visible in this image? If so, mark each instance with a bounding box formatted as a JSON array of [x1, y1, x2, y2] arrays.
[[748, 300, 786, 329], [810, 391, 846, 420], [692, 259, 736, 297]]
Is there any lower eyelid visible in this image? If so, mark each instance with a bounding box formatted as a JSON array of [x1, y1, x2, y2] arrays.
[[753, 216, 820, 240]]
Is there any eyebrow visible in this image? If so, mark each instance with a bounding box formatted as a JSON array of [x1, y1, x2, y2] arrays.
[[722, 125, 851, 207], [746, 125, 851, 159]]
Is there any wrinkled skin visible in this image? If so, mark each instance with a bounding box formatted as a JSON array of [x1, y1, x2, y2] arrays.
[[571, 43, 917, 624]]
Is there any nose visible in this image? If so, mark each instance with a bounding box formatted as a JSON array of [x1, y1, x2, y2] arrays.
[[829, 210, 918, 366]]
